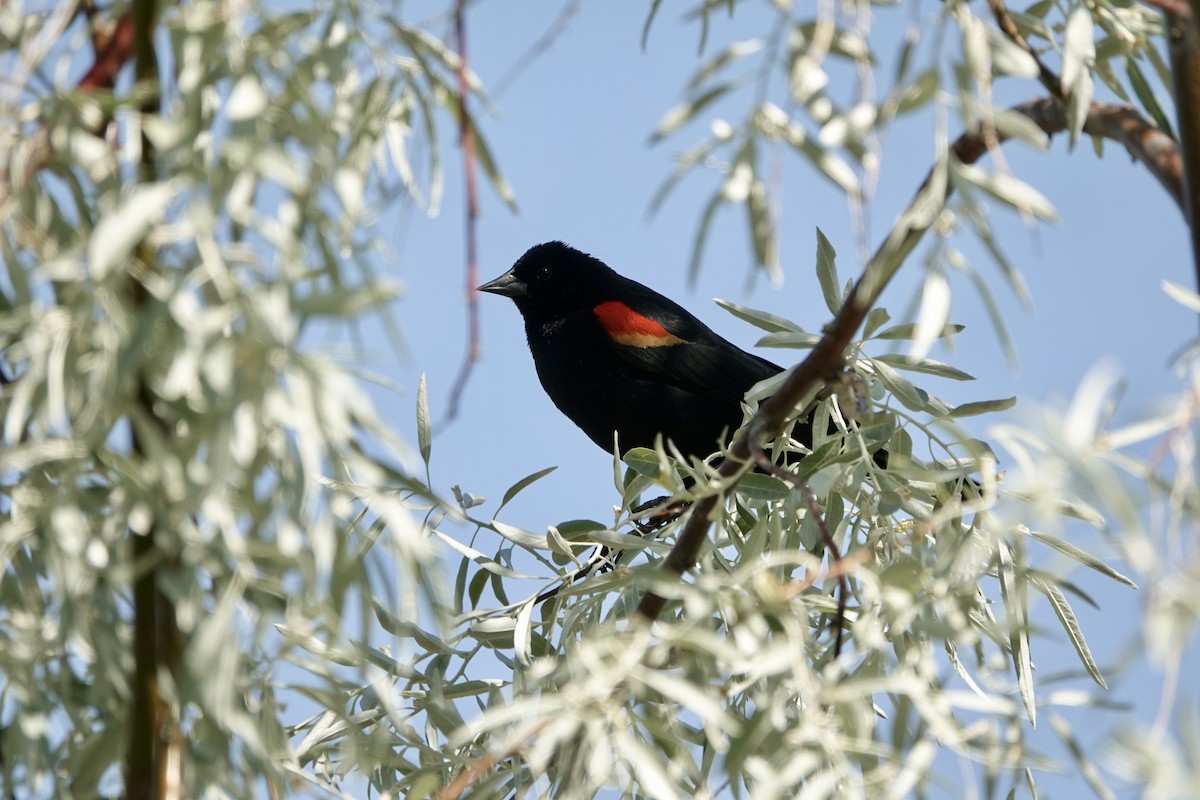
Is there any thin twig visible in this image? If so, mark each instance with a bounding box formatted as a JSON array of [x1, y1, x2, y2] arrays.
[[492, 0, 582, 99], [752, 449, 849, 658], [986, 0, 1066, 101], [432, 720, 549, 800], [443, 0, 482, 426]]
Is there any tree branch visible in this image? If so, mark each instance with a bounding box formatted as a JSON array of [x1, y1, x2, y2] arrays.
[[1160, 1, 1200, 293], [987, 0, 1066, 102], [125, 1, 181, 797], [633, 96, 1185, 623]]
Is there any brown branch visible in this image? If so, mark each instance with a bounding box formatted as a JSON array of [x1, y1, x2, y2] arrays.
[[1013, 98, 1185, 214], [78, 12, 135, 92], [125, 1, 181, 798], [1160, 1, 1200, 295], [443, 0, 482, 426], [634, 95, 1185, 623], [432, 720, 549, 800], [987, 0, 1066, 101], [753, 449, 849, 658], [0, 11, 134, 200]]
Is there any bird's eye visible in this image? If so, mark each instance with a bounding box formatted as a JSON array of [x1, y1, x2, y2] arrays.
[[535, 265, 552, 281]]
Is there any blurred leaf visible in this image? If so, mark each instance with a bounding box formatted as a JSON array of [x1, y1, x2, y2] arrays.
[[651, 82, 738, 144], [417, 373, 431, 466], [946, 397, 1017, 418], [999, 542, 1037, 726], [874, 322, 964, 341]]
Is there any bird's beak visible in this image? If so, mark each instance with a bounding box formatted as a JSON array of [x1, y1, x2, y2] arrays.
[[477, 269, 528, 298]]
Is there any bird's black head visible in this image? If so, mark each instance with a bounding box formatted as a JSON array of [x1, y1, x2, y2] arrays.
[[478, 242, 618, 321]]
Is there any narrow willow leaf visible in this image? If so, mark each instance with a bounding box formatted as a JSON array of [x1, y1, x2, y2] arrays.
[[468, 116, 518, 211], [651, 82, 737, 143], [1062, 7, 1096, 146], [1163, 280, 1200, 314], [757, 330, 821, 349], [514, 600, 535, 665], [999, 543, 1037, 726], [896, 69, 939, 115], [874, 353, 975, 381], [417, 373, 431, 465], [909, 271, 950, 362], [953, 163, 1058, 220], [294, 283, 400, 316], [688, 190, 724, 284], [1025, 529, 1137, 588], [1049, 716, 1118, 800], [714, 299, 803, 333], [869, 358, 930, 412], [88, 182, 178, 280], [947, 397, 1017, 418], [862, 307, 892, 339], [874, 322, 965, 341], [490, 520, 549, 550], [498, 465, 557, 511], [1031, 576, 1106, 688], [433, 531, 538, 579], [815, 227, 841, 314]]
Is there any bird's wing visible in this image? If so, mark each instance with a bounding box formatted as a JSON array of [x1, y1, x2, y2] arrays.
[[591, 295, 782, 405]]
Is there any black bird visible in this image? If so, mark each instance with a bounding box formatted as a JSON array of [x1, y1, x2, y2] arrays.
[[478, 241, 815, 461]]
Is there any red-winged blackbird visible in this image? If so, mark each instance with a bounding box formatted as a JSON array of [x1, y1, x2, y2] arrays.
[[478, 241, 818, 462]]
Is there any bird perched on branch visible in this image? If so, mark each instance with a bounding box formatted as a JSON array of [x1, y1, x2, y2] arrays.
[[478, 241, 830, 463]]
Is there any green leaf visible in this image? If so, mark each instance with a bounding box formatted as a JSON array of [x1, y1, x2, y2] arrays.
[[650, 82, 738, 144], [869, 358, 929, 412], [624, 447, 666, 480], [294, 282, 401, 317], [947, 397, 1017, 418], [815, 227, 841, 314], [1030, 576, 1106, 689], [1025, 530, 1137, 588], [498, 465, 557, 511], [735, 472, 791, 502], [757, 330, 821, 349], [466, 115, 518, 211], [417, 373, 431, 466], [873, 322, 965, 341], [896, 69, 939, 115], [714, 299, 804, 333], [952, 163, 1059, 220], [1163, 280, 1200, 314], [873, 353, 975, 381], [999, 543, 1037, 726], [862, 307, 891, 339]]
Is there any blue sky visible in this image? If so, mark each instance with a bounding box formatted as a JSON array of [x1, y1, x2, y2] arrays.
[[378, 1, 1197, 795]]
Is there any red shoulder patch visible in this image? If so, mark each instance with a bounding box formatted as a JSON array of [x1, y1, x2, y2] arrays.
[[594, 301, 687, 348]]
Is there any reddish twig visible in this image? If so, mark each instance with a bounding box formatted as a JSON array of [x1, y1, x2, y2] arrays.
[[442, 0, 482, 426], [753, 449, 849, 658], [1, 12, 134, 200], [78, 12, 134, 91], [987, 0, 1066, 102]]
